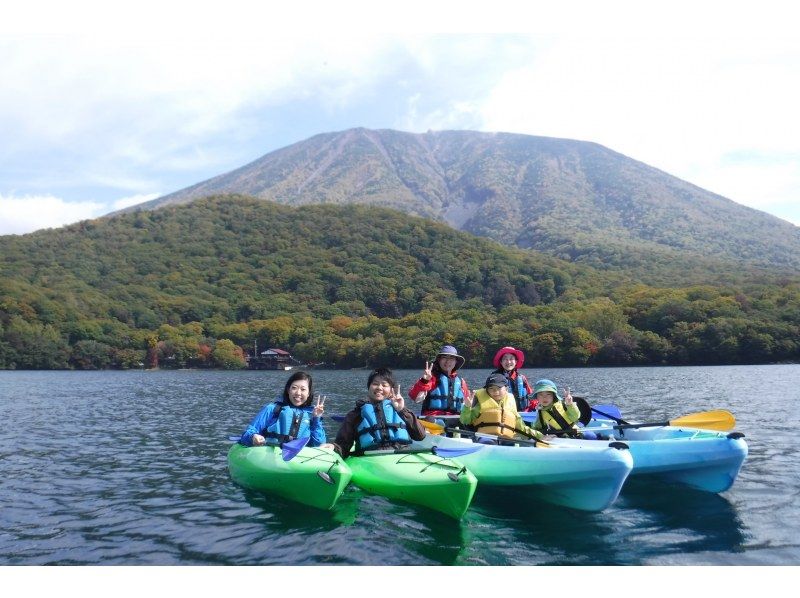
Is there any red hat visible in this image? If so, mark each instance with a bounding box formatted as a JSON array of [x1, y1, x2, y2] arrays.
[[493, 346, 525, 369]]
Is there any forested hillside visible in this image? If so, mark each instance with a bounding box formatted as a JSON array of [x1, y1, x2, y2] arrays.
[[1, 196, 798, 369], [130, 128, 800, 283]]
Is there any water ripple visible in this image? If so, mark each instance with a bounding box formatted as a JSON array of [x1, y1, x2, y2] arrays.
[[1, 366, 799, 564]]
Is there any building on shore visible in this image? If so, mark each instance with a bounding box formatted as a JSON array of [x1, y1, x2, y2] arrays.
[[246, 347, 295, 370]]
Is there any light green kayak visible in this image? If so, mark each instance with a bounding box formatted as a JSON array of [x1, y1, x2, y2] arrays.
[[347, 449, 478, 519], [227, 443, 352, 510], [414, 433, 633, 512]]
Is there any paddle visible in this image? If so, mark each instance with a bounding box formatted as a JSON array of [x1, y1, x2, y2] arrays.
[[362, 444, 483, 458], [419, 419, 447, 434], [443, 426, 551, 447], [227, 435, 310, 461], [335, 413, 455, 436], [421, 419, 538, 439], [280, 436, 310, 460], [591, 409, 736, 432], [576, 397, 593, 426], [591, 404, 623, 422]]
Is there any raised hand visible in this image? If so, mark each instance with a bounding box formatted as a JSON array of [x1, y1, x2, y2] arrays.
[[462, 389, 474, 409], [391, 384, 405, 411], [422, 360, 433, 381], [563, 386, 573, 406], [313, 393, 326, 417]]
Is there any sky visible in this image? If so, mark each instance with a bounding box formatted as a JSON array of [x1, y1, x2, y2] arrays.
[[1, 0, 799, 235]]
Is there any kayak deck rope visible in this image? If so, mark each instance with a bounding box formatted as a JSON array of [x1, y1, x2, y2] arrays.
[[393, 452, 464, 474]]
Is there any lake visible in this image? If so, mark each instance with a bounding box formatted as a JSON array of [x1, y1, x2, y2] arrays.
[[1, 365, 798, 566]]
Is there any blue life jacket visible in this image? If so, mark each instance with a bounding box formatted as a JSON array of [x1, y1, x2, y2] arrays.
[[423, 373, 465, 413], [263, 404, 312, 443], [503, 371, 534, 411], [356, 400, 411, 451]]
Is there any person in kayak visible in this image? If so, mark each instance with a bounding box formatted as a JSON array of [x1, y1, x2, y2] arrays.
[[460, 372, 544, 441], [528, 378, 588, 438], [326, 367, 426, 458], [408, 345, 471, 425], [492, 346, 537, 412], [239, 371, 327, 447]]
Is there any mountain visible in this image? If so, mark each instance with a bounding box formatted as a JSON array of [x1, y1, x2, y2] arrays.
[[128, 128, 800, 280], [2, 196, 798, 370]]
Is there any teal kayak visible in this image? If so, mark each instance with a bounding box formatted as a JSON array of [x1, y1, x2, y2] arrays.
[[347, 449, 478, 519], [557, 421, 749, 493], [413, 434, 632, 512], [227, 443, 352, 510]]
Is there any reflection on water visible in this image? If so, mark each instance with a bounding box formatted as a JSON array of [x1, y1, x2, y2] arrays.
[[1, 366, 799, 565], [468, 488, 625, 565], [619, 477, 747, 551]]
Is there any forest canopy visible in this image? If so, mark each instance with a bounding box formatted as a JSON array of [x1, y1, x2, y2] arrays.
[[1, 196, 798, 369]]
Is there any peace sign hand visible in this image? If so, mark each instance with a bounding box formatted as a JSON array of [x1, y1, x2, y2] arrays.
[[313, 393, 326, 417], [563, 386, 573, 406], [462, 389, 474, 409], [422, 361, 433, 381], [390, 384, 405, 411]]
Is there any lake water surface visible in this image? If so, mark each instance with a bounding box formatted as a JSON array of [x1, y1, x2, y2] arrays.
[[1, 365, 798, 566]]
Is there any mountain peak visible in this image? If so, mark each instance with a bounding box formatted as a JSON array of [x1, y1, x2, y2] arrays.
[[123, 128, 800, 278]]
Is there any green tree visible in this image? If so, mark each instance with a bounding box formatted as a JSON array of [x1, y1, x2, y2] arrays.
[[69, 340, 114, 369], [3, 316, 70, 369], [211, 339, 247, 369]]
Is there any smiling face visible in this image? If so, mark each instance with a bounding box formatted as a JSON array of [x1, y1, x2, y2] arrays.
[[286, 379, 310, 406], [437, 355, 457, 373], [500, 353, 517, 371], [485, 384, 507, 401], [368, 376, 394, 402], [536, 391, 556, 408]]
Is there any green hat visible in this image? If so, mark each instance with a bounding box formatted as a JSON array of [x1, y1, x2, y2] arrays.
[[533, 379, 560, 400]]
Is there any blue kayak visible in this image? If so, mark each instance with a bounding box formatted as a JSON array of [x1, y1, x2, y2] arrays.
[[550, 421, 748, 493]]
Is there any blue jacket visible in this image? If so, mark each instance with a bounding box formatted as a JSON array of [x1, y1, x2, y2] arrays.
[[494, 368, 536, 411], [356, 400, 412, 451], [426, 373, 467, 413], [333, 399, 426, 458], [240, 401, 326, 447]]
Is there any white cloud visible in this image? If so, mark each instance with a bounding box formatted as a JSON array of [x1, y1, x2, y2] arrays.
[[0, 194, 105, 235], [2, 2, 799, 231], [111, 193, 160, 211], [474, 35, 800, 225], [0, 30, 414, 205], [0, 192, 159, 235], [689, 159, 800, 226]]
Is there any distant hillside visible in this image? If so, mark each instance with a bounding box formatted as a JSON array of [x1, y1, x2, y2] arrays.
[[129, 128, 800, 280], [2, 196, 798, 370]]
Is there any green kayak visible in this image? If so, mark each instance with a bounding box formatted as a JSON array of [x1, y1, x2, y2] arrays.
[[347, 449, 478, 519], [227, 443, 352, 510]]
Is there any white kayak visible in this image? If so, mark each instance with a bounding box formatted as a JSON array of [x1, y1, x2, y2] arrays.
[[413, 432, 633, 512]]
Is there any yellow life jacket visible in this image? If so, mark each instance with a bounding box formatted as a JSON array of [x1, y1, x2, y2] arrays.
[[472, 388, 523, 438], [535, 400, 581, 436]]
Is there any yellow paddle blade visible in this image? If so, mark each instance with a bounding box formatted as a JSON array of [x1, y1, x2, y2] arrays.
[[420, 419, 444, 435], [670, 409, 736, 431]]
